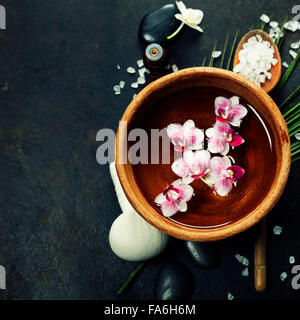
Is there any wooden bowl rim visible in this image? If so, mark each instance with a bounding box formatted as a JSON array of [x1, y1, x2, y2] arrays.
[[115, 67, 291, 241]]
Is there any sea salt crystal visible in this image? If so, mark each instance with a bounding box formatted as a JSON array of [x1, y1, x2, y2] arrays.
[[137, 76, 145, 85], [273, 225, 282, 235], [235, 254, 244, 263], [284, 20, 300, 32], [131, 82, 138, 88], [133, 94, 137, 99], [242, 267, 249, 277], [289, 50, 297, 59], [113, 85, 120, 91], [172, 64, 179, 72], [119, 81, 125, 89], [127, 66, 136, 74], [270, 21, 279, 28], [280, 272, 287, 281], [233, 34, 277, 87], [282, 61, 289, 68], [212, 50, 222, 58], [291, 41, 300, 50], [117, 64, 121, 70], [260, 14, 270, 24], [137, 59, 144, 68], [227, 292, 234, 300], [295, 133, 300, 140], [138, 67, 149, 77], [242, 257, 249, 266], [290, 256, 295, 264]]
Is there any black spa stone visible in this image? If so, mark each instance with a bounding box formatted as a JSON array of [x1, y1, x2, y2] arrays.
[[154, 261, 194, 300], [138, 3, 181, 46]]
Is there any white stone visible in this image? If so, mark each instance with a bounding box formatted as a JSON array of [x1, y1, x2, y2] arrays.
[[109, 162, 169, 262]]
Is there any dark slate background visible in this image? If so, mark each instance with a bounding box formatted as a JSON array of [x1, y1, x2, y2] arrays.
[[0, 0, 299, 300]]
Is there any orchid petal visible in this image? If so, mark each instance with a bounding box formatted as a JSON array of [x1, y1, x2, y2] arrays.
[[178, 183, 194, 202], [166, 123, 184, 142], [215, 96, 230, 116], [154, 193, 165, 205], [161, 200, 179, 217], [178, 201, 187, 212], [207, 137, 226, 154], [176, 1, 187, 14], [185, 127, 204, 150], [205, 172, 219, 185], [185, 23, 203, 32], [214, 178, 233, 196], [181, 176, 194, 185], [229, 134, 244, 147], [186, 8, 204, 25], [210, 156, 231, 176], [183, 119, 195, 129], [229, 96, 240, 105], [205, 127, 215, 138], [171, 157, 190, 177], [227, 165, 245, 180], [220, 142, 230, 155]]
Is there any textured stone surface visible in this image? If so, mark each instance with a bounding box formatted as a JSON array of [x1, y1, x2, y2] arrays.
[[154, 261, 194, 300], [138, 3, 181, 45], [0, 0, 299, 300]]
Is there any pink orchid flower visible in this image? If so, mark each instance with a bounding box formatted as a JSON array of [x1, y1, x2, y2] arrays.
[[206, 122, 245, 155], [171, 149, 211, 180], [166, 119, 204, 152], [215, 96, 248, 127], [155, 179, 194, 217], [205, 156, 245, 196]]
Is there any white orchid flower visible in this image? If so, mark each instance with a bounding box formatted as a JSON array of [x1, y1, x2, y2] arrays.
[[167, 1, 204, 40]]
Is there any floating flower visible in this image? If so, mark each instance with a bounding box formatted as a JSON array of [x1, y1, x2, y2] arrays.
[[215, 96, 248, 127], [155, 179, 194, 217], [205, 156, 245, 196], [206, 122, 244, 155], [166, 119, 204, 152], [167, 1, 204, 40], [171, 149, 211, 180]]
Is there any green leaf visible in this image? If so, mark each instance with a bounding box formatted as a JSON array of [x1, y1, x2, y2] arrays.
[[226, 29, 239, 70], [117, 262, 145, 294], [220, 33, 229, 69], [279, 85, 300, 109]]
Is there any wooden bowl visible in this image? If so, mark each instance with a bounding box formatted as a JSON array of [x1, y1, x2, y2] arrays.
[[115, 67, 290, 241]]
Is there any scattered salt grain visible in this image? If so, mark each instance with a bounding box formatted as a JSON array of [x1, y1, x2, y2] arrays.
[[133, 94, 137, 99], [233, 34, 277, 87], [119, 81, 125, 89], [290, 256, 295, 264], [137, 76, 146, 85], [291, 41, 300, 50], [113, 85, 120, 91], [280, 272, 287, 282], [289, 50, 297, 59], [295, 133, 300, 140], [270, 21, 279, 28], [227, 292, 234, 300], [127, 67, 136, 74], [131, 82, 138, 88], [284, 20, 300, 32], [235, 254, 244, 263], [137, 59, 144, 68], [260, 14, 270, 24], [117, 64, 121, 70], [138, 67, 150, 77], [172, 64, 179, 72], [282, 61, 289, 68], [273, 225, 282, 235], [212, 50, 222, 58], [242, 267, 249, 277], [242, 257, 249, 266]]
